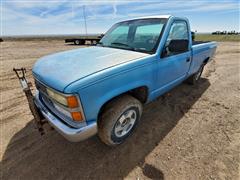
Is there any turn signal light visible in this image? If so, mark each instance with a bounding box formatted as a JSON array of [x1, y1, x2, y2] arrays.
[[71, 112, 83, 121], [67, 96, 79, 108]]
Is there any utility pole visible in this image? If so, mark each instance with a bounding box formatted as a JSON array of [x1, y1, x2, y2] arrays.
[[83, 5, 88, 35]]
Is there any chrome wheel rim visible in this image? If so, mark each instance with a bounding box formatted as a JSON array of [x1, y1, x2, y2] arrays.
[[114, 109, 137, 138]]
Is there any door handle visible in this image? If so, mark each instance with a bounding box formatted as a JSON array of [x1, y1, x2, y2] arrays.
[[186, 58, 190, 62]]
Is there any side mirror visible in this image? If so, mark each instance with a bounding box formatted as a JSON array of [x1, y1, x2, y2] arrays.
[[168, 39, 189, 54], [191, 32, 195, 41]]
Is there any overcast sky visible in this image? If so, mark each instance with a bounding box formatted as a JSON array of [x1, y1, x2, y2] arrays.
[[1, 0, 239, 36]]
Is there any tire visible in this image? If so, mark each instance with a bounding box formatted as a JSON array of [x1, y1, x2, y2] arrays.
[[74, 40, 80, 45], [91, 40, 97, 45], [187, 65, 204, 85], [98, 95, 143, 146]]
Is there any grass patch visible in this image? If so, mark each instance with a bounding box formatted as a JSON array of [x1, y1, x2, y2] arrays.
[[195, 34, 240, 42]]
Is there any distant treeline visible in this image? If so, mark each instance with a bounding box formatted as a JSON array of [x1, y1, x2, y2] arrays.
[[212, 31, 239, 35]]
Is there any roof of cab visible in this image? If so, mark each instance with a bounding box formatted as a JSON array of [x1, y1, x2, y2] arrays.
[[135, 15, 171, 19], [123, 15, 171, 21]]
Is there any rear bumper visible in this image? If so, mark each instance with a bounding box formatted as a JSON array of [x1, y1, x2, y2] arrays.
[[34, 91, 97, 142]]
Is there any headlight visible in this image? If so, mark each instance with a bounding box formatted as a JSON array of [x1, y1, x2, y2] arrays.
[[46, 88, 83, 122], [46, 88, 79, 108], [47, 88, 68, 106]]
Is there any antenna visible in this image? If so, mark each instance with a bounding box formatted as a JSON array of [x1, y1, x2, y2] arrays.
[[83, 5, 88, 35]]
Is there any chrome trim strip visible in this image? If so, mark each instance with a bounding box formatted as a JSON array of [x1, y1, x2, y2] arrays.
[[34, 91, 97, 142]]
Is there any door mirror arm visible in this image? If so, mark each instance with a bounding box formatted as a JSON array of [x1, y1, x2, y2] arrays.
[[161, 46, 168, 58]]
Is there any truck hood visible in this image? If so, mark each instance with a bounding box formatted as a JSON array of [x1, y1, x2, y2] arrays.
[[33, 46, 148, 92]]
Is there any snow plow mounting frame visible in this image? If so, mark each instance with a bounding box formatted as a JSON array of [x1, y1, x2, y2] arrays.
[[13, 68, 46, 135]]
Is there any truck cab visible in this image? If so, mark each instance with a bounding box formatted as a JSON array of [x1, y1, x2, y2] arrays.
[[33, 15, 217, 146]]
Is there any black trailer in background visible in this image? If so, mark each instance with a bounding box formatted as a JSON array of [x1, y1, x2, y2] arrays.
[[65, 34, 104, 45]]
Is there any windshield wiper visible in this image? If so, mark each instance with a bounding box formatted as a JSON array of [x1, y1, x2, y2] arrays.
[[133, 47, 148, 53], [111, 42, 133, 50], [111, 42, 129, 46]]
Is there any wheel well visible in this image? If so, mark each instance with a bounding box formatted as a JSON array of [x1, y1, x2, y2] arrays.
[[128, 86, 148, 103], [203, 57, 210, 65], [97, 86, 148, 120]]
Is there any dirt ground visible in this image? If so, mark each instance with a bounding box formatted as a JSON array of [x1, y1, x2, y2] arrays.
[[0, 40, 239, 180]]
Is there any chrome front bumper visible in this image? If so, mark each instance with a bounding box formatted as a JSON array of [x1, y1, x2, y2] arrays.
[[34, 92, 97, 142]]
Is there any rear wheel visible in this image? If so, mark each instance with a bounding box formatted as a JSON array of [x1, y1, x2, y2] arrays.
[[92, 40, 97, 45], [98, 95, 142, 146], [187, 65, 204, 85]]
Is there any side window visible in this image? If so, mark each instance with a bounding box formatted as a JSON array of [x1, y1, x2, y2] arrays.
[[162, 21, 189, 57]]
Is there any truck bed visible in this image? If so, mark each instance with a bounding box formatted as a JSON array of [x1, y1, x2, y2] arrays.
[[192, 41, 210, 45], [190, 41, 217, 75]]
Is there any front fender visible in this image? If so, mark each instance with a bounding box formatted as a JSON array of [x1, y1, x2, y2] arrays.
[[79, 65, 156, 123], [96, 80, 151, 110]]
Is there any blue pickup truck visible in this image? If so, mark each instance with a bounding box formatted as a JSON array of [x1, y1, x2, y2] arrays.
[[32, 15, 217, 146]]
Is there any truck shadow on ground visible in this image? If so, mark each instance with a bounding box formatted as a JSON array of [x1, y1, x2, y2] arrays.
[[1, 78, 210, 180]]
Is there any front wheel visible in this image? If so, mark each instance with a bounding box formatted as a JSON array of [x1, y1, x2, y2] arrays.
[[74, 40, 80, 45], [98, 95, 142, 146]]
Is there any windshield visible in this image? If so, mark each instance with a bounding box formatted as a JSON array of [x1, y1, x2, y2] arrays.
[[99, 18, 167, 54]]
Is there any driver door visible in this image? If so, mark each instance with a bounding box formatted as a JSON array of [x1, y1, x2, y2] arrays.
[[156, 20, 191, 91]]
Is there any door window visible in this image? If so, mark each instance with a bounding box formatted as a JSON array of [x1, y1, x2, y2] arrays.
[[163, 21, 189, 57]]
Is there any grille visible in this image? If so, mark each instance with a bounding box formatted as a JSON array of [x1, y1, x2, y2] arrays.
[[35, 80, 56, 112], [35, 79, 58, 114], [35, 79, 47, 95]]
